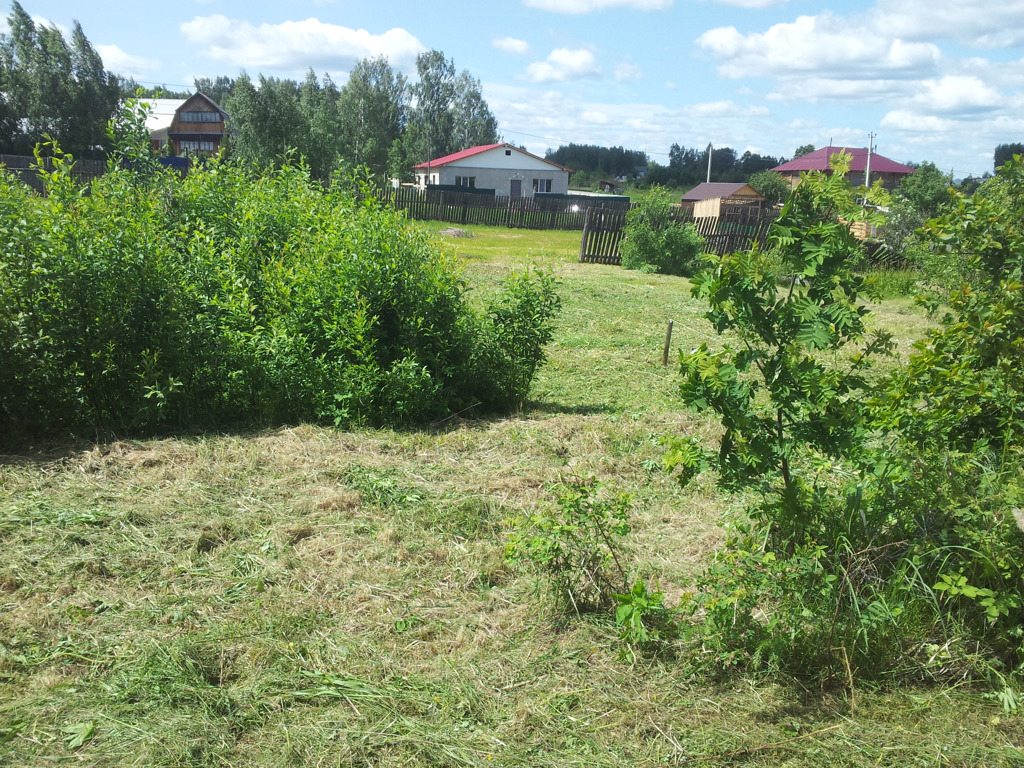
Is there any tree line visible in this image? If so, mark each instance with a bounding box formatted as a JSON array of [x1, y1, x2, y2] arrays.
[[205, 50, 498, 182], [0, 3, 499, 182]]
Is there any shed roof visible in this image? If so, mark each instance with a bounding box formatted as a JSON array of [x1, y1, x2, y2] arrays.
[[414, 143, 571, 172], [681, 182, 762, 203], [772, 146, 914, 175]]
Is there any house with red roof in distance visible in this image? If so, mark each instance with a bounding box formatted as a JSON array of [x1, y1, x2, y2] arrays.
[[771, 146, 914, 191], [413, 143, 571, 199]]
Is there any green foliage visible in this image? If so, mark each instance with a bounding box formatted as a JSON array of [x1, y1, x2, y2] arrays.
[[671, 151, 1024, 685], [994, 143, 1024, 171], [0, 2, 120, 158], [0, 139, 560, 437], [668, 152, 891, 504], [506, 478, 632, 614], [619, 187, 703, 276], [793, 144, 816, 158], [747, 170, 788, 206], [613, 578, 678, 647]]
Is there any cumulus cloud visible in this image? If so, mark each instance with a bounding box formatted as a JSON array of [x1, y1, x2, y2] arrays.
[[913, 75, 1002, 113], [526, 48, 601, 82], [97, 45, 160, 80], [524, 0, 671, 13], [179, 15, 425, 74], [494, 37, 530, 54], [875, 0, 1024, 48], [698, 14, 941, 80], [880, 110, 958, 133]]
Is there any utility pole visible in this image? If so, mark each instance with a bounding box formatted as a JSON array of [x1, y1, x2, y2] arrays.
[[706, 142, 713, 183], [865, 132, 875, 188]]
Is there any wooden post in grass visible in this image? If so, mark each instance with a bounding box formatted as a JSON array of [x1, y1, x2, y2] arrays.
[[579, 207, 591, 262], [663, 320, 674, 366]]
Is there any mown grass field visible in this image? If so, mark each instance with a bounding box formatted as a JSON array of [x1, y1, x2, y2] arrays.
[[1, 222, 1020, 767]]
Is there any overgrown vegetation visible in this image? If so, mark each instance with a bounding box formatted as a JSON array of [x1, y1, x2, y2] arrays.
[[0, 125, 559, 438], [2, 211, 1021, 765], [619, 187, 703, 276], [667, 152, 1024, 694]]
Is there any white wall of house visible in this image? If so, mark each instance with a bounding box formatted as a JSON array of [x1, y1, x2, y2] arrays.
[[415, 146, 569, 198]]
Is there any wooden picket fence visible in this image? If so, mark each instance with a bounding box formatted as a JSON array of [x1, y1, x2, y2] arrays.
[[0, 153, 105, 194], [579, 204, 776, 264], [377, 186, 626, 231]]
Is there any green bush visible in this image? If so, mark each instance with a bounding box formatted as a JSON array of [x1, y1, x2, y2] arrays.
[[619, 187, 703, 276], [0, 142, 561, 437], [669, 153, 1024, 688]]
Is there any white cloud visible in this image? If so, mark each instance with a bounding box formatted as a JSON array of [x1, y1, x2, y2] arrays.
[[526, 48, 601, 82], [179, 15, 425, 74], [664, 80, 677, 90], [523, 0, 671, 13], [708, 0, 790, 7], [494, 37, 530, 54], [698, 15, 941, 80], [615, 60, 643, 82], [875, 0, 1024, 48], [684, 100, 769, 117], [582, 110, 611, 123], [913, 75, 1002, 113], [880, 110, 958, 133], [97, 45, 160, 80]]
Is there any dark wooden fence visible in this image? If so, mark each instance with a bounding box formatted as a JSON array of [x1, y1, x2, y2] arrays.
[[0, 153, 105, 194], [378, 185, 625, 231], [579, 203, 776, 264]]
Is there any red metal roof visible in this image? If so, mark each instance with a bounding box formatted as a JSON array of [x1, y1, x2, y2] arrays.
[[413, 143, 571, 171], [772, 146, 914, 175]]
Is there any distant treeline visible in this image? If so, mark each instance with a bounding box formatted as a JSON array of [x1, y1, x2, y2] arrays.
[[643, 144, 784, 188], [546, 140, 785, 188], [545, 144, 647, 179]]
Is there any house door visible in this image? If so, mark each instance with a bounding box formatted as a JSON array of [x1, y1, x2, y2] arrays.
[[509, 179, 522, 199]]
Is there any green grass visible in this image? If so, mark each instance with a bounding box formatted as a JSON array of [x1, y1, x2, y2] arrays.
[[2, 222, 1021, 767]]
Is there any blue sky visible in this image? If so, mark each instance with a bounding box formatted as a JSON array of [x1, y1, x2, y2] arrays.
[[13, 0, 1024, 178]]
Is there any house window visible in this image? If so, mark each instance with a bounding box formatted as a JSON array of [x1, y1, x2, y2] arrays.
[[532, 178, 551, 193], [180, 140, 216, 152], [179, 111, 220, 123], [454, 176, 476, 188], [505, 149, 512, 156]]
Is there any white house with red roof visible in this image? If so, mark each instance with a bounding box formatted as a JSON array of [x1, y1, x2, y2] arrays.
[[772, 146, 914, 191], [413, 143, 571, 199]]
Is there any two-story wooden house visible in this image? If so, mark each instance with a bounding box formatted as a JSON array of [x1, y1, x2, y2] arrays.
[[147, 93, 229, 157]]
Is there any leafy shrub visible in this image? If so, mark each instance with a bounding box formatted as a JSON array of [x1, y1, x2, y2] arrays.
[[665, 153, 1024, 687], [0, 136, 560, 438], [620, 188, 703, 276], [506, 478, 632, 614]]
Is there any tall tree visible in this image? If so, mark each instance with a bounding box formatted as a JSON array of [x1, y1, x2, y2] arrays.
[[405, 50, 499, 165], [794, 143, 816, 158], [452, 70, 499, 150], [0, 2, 119, 157], [193, 76, 235, 106], [299, 69, 341, 180], [337, 55, 407, 179], [225, 73, 305, 167], [994, 142, 1024, 170], [407, 50, 458, 162]]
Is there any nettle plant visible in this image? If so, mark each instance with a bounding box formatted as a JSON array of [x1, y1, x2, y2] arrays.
[[667, 152, 892, 544]]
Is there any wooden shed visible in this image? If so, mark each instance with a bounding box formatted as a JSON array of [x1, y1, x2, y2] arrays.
[[680, 182, 766, 219]]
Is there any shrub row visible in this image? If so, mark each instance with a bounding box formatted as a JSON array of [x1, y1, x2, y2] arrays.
[[0, 151, 560, 438]]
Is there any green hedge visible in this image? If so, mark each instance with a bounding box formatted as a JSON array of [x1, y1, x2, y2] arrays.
[[0, 153, 560, 437]]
